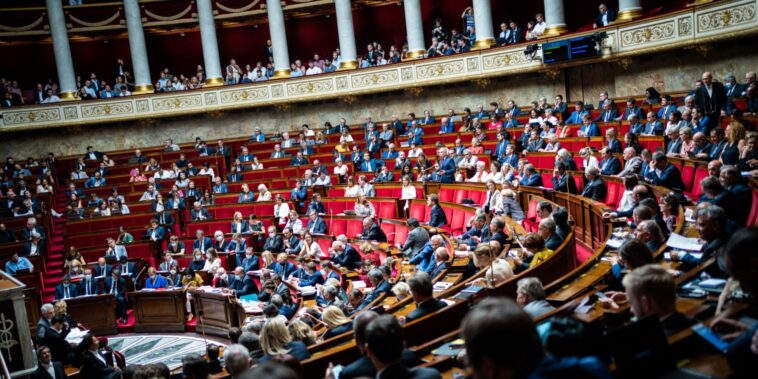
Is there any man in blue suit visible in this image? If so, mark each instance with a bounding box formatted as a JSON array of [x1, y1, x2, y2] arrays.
[[436, 147, 457, 184], [578, 114, 600, 137], [193, 230, 213, 253], [104, 268, 128, 324], [359, 268, 391, 309], [552, 162, 578, 194], [629, 114, 646, 135], [145, 220, 165, 251], [566, 101, 588, 124], [594, 102, 618, 123], [360, 152, 381, 173], [330, 238, 363, 270], [493, 133, 510, 161], [645, 152, 685, 191], [439, 117, 455, 133], [306, 210, 327, 234], [228, 267, 258, 296], [657, 95, 677, 120], [293, 261, 325, 287], [272, 253, 296, 280], [79, 268, 100, 296], [409, 235, 443, 274], [581, 166, 607, 202], [643, 112, 665, 136], [427, 194, 448, 228], [618, 98, 645, 121], [290, 152, 309, 166], [54, 276, 79, 300], [381, 143, 399, 160], [519, 164, 543, 187], [365, 135, 381, 155], [236, 247, 260, 272], [360, 217, 388, 242], [599, 147, 622, 175]]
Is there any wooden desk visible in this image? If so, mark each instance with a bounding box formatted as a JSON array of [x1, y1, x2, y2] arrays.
[[547, 261, 612, 303], [130, 290, 187, 333], [66, 294, 117, 335], [192, 290, 245, 338]]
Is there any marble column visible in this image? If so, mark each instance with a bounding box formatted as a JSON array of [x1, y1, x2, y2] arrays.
[[617, 0, 643, 22], [472, 0, 495, 49], [45, 0, 77, 100], [123, 0, 153, 94], [542, 0, 568, 37], [334, 0, 358, 70], [197, 0, 223, 85], [403, 0, 425, 59], [266, 0, 291, 78]]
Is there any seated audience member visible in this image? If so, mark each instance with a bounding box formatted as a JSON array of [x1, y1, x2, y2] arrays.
[[5, 252, 33, 275], [79, 333, 120, 379], [670, 205, 728, 269], [537, 218, 564, 250], [54, 275, 78, 300], [472, 245, 513, 286], [360, 217, 387, 242], [402, 272, 446, 323], [361, 315, 441, 379], [581, 166, 607, 202], [426, 194, 447, 228], [31, 346, 67, 379], [512, 232, 554, 272], [516, 277, 555, 318], [552, 161, 578, 194], [606, 238, 655, 291], [634, 220, 665, 252], [599, 147, 621, 176], [644, 151, 685, 191], [259, 318, 311, 362], [720, 165, 752, 226], [145, 267, 169, 289], [622, 264, 695, 336]]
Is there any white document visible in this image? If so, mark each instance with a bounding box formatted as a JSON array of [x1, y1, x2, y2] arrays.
[[666, 233, 704, 252]]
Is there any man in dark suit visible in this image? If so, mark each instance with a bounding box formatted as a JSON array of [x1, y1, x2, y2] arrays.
[[581, 166, 608, 202], [426, 195, 447, 228], [599, 147, 622, 176], [39, 316, 75, 365], [519, 164, 543, 187], [399, 218, 430, 257], [306, 210, 327, 234], [695, 72, 727, 130], [360, 217, 387, 242], [436, 147, 456, 184], [365, 315, 441, 379], [721, 165, 753, 226], [262, 226, 284, 254], [538, 218, 565, 250], [22, 233, 46, 257], [54, 276, 78, 300], [104, 268, 128, 324], [339, 311, 423, 379], [644, 152, 685, 191], [228, 267, 258, 296], [79, 268, 100, 296], [594, 3, 617, 28], [192, 230, 214, 253], [404, 272, 447, 324], [359, 268, 391, 309], [94, 257, 112, 278], [79, 334, 120, 379], [153, 209, 175, 231], [552, 162, 578, 194], [594, 102, 619, 123], [428, 248, 449, 279], [508, 20, 523, 43], [330, 239, 363, 270], [31, 346, 67, 379], [145, 219, 165, 252], [21, 218, 46, 242]]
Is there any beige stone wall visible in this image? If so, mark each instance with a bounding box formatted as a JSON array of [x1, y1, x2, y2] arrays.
[[2, 38, 755, 159]]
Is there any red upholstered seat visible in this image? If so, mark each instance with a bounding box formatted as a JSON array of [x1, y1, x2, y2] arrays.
[[573, 175, 585, 193], [748, 189, 758, 226], [681, 163, 696, 194], [689, 167, 709, 199], [449, 209, 466, 235], [376, 200, 397, 219], [541, 173, 554, 189], [380, 222, 395, 244], [522, 200, 540, 232], [410, 203, 427, 222], [330, 219, 347, 236], [438, 188, 455, 203], [605, 181, 622, 208], [468, 190, 484, 206], [346, 219, 363, 239], [453, 189, 467, 205]]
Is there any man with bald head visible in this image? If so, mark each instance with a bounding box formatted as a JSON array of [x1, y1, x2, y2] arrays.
[[707, 160, 722, 179], [616, 147, 642, 177], [692, 132, 713, 160], [694, 71, 727, 129]]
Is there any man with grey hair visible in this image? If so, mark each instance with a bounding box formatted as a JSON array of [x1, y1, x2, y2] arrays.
[[457, 149, 478, 170], [519, 163, 543, 187], [537, 218, 563, 250], [404, 272, 446, 323], [516, 277, 555, 318], [670, 205, 728, 270], [224, 344, 252, 377], [634, 219, 664, 252], [398, 217, 430, 257], [238, 332, 263, 361], [358, 268, 390, 309], [37, 303, 55, 339], [436, 146, 456, 183], [581, 166, 607, 201], [645, 151, 685, 191], [617, 147, 642, 177], [677, 94, 696, 114], [330, 237, 362, 270]]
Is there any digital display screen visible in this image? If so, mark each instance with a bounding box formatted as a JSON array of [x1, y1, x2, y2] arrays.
[[542, 35, 599, 63]]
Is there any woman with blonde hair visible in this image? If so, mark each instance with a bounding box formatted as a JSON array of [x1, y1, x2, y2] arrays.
[[259, 317, 311, 362], [274, 194, 290, 225], [391, 281, 411, 300], [288, 319, 317, 346], [257, 184, 272, 202], [231, 211, 249, 234], [321, 306, 353, 339], [720, 121, 746, 166], [354, 194, 376, 218], [54, 300, 78, 329], [471, 244, 513, 286], [261, 251, 276, 269], [578, 147, 599, 169], [344, 176, 361, 197]]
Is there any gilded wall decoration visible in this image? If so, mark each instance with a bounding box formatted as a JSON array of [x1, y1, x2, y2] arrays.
[[620, 22, 676, 47], [1, 108, 60, 126], [205, 93, 218, 106], [401, 67, 414, 81], [415, 60, 465, 80], [136, 99, 149, 113], [350, 70, 399, 89], [271, 84, 284, 98], [466, 57, 480, 72], [678, 16, 693, 36], [697, 2, 756, 33], [63, 106, 78, 120], [285, 79, 334, 97], [152, 94, 203, 111], [335, 76, 348, 90], [219, 87, 269, 103], [81, 101, 134, 118]]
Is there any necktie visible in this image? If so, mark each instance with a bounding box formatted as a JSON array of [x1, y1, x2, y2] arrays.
[[111, 281, 116, 294], [86, 281, 90, 295], [161, 214, 165, 224], [201, 241, 204, 251], [64, 286, 69, 299], [604, 112, 609, 122]]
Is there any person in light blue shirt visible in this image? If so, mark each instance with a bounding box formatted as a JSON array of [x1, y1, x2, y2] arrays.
[[566, 101, 589, 124], [5, 253, 33, 275]]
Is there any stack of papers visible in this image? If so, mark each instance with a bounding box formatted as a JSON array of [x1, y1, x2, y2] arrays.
[[65, 327, 89, 344], [453, 251, 469, 258], [351, 280, 367, 290], [433, 282, 454, 291], [666, 233, 704, 252], [298, 286, 317, 296], [605, 239, 624, 250]]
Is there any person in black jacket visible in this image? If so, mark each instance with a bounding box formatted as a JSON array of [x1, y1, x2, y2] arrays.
[[581, 166, 608, 202], [360, 217, 387, 242], [330, 239, 362, 270], [552, 161, 578, 194], [30, 346, 67, 379], [694, 72, 728, 131], [78, 333, 120, 379], [403, 272, 446, 323], [426, 194, 448, 228], [40, 316, 75, 365]]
